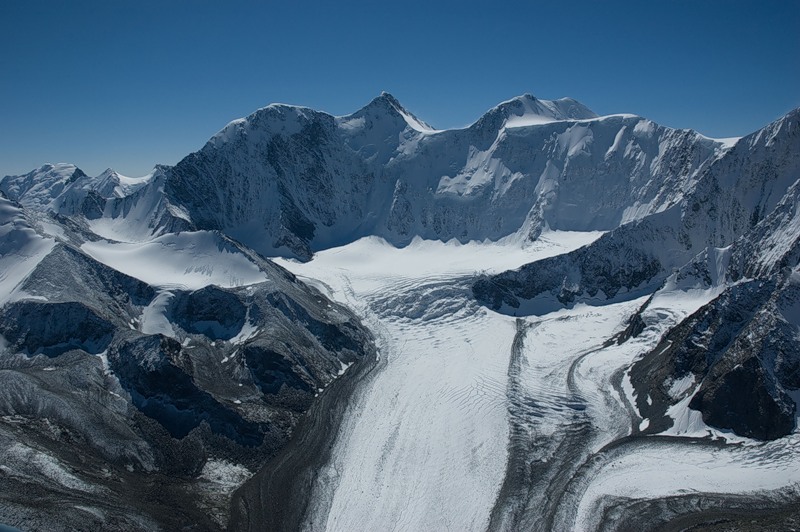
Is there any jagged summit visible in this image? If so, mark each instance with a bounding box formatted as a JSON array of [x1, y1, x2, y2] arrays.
[[210, 92, 601, 151], [340, 91, 436, 133], [0, 162, 86, 211], [97, 167, 118, 179], [347, 92, 598, 134], [371, 91, 405, 112], [209, 92, 435, 149], [8, 96, 797, 263]]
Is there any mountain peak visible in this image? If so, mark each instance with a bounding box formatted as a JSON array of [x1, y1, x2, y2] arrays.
[[378, 91, 402, 108], [474, 94, 598, 131], [98, 168, 118, 179], [360, 91, 409, 118], [0, 162, 86, 211], [343, 92, 436, 134]]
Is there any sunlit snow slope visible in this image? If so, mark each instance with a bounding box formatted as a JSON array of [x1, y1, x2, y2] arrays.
[[274, 233, 601, 530]]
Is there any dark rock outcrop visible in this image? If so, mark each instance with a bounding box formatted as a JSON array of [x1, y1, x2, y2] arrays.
[[0, 301, 115, 357], [630, 279, 799, 440], [171, 286, 247, 340], [0, 211, 376, 529], [473, 218, 677, 312]]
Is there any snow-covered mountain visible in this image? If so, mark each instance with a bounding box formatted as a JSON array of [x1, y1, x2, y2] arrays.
[[1, 94, 799, 531], [0, 192, 375, 529], [472, 107, 799, 440], [3, 93, 733, 260]]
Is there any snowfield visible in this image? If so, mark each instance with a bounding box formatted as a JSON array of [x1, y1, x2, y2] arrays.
[[81, 231, 269, 290], [275, 232, 600, 530], [274, 233, 800, 531]]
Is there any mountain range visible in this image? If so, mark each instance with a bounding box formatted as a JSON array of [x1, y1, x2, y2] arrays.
[[1, 93, 798, 531]]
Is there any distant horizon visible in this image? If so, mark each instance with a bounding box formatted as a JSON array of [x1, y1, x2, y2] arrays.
[[3, 0, 798, 177]]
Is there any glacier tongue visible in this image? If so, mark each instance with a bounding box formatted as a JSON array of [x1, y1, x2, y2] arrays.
[[272, 234, 600, 531]]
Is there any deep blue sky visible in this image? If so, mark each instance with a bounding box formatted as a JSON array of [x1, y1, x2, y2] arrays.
[[2, 0, 798, 177]]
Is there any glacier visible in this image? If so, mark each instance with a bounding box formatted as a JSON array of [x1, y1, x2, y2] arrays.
[[1, 93, 799, 531]]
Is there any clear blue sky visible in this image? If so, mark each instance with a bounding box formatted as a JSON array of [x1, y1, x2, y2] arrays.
[[2, 0, 798, 177]]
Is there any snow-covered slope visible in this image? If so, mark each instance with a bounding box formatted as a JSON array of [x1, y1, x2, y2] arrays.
[[0, 163, 87, 212], [2, 93, 735, 260], [475, 108, 799, 312], [159, 93, 729, 258], [0, 195, 57, 305], [236, 234, 800, 532], [472, 107, 799, 444], [625, 163, 800, 442], [2, 94, 799, 531], [249, 233, 602, 531]]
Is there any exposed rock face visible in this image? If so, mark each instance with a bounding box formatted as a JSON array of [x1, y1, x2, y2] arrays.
[[20, 244, 156, 319], [473, 216, 678, 311], [108, 333, 265, 445], [678, 108, 800, 253], [0, 301, 115, 357], [629, 279, 798, 440], [690, 356, 794, 440], [624, 153, 800, 440], [473, 110, 799, 312], [170, 286, 247, 340]]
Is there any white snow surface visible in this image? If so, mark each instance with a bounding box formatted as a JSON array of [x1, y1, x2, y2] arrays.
[[95, 167, 156, 198], [487, 94, 599, 129], [274, 232, 601, 532], [0, 198, 56, 304], [199, 459, 252, 494], [81, 231, 269, 290], [273, 232, 800, 531], [139, 290, 177, 337], [0, 163, 80, 211], [1, 100, 795, 530], [278, 231, 602, 294], [572, 433, 800, 530], [5, 442, 97, 493]]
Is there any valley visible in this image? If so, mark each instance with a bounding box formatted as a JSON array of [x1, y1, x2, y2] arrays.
[[261, 236, 800, 531], [1, 92, 798, 530]]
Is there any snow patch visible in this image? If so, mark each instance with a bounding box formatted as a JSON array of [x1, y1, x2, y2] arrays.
[[140, 291, 177, 338], [633, 119, 656, 138], [663, 393, 711, 438], [229, 309, 259, 345], [666, 373, 695, 400], [199, 459, 252, 493], [6, 443, 96, 493], [337, 361, 353, 376]]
